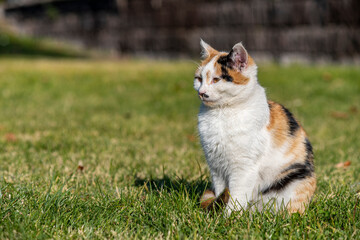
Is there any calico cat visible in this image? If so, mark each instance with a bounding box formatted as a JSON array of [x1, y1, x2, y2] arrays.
[[195, 40, 316, 215]]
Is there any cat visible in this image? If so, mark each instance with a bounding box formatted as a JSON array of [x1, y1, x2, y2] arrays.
[[194, 40, 316, 215]]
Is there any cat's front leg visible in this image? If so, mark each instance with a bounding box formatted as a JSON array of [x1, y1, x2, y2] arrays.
[[225, 169, 258, 216], [211, 171, 226, 197]]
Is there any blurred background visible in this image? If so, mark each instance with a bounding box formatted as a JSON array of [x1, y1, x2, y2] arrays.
[[1, 1, 360, 238], [1, 0, 359, 62]]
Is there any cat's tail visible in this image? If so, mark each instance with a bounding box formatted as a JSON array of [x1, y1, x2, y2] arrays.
[[200, 188, 230, 212]]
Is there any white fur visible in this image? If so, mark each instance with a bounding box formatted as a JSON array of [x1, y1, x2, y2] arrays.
[[194, 51, 300, 215]]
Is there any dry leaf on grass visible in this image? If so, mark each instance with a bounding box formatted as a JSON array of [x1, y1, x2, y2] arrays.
[[77, 162, 84, 172], [186, 134, 196, 142], [322, 72, 332, 81], [349, 106, 358, 114], [335, 161, 351, 169], [331, 112, 349, 119], [5, 133, 17, 142]]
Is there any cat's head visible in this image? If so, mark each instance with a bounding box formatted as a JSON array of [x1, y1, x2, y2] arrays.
[[194, 40, 258, 107]]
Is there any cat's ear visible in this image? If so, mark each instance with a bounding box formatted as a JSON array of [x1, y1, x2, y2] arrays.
[[200, 39, 217, 59], [228, 42, 248, 71]]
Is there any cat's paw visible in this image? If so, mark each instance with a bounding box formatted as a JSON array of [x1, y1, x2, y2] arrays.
[[200, 188, 230, 212], [200, 189, 216, 209]]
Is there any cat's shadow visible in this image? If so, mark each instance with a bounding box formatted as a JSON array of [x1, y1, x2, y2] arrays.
[[134, 174, 210, 200]]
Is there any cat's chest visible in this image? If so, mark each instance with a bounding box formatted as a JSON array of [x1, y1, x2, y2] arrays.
[[198, 107, 257, 158], [198, 114, 242, 142]]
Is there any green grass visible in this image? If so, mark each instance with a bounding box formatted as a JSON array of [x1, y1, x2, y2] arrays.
[[0, 58, 359, 239]]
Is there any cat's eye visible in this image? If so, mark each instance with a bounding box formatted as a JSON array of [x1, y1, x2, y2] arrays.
[[212, 77, 221, 83], [195, 76, 202, 82]]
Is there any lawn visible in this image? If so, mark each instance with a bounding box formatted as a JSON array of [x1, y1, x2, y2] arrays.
[[0, 58, 359, 239]]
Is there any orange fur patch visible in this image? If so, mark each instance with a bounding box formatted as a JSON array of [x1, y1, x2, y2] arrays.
[[282, 130, 308, 167], [288, 177, 316, 214], [285, 130, 305, 156], [267, 101, 289, 147], [228, 68, 249, 85], [206, 71, 211, 84], [201, 49, 219, 66], [247, 55, 255, 67]]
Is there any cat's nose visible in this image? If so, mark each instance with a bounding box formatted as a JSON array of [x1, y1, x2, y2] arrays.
[[199, 92, 209, 99]]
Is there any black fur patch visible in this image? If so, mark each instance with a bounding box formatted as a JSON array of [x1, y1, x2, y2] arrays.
[[304, 138, 315, 171], [281, 105, 299, 136], [220, 65, 233, 82], [217, 54, 229, 66], [261, 162, 313, 194], [217, 55, 233, 82]]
